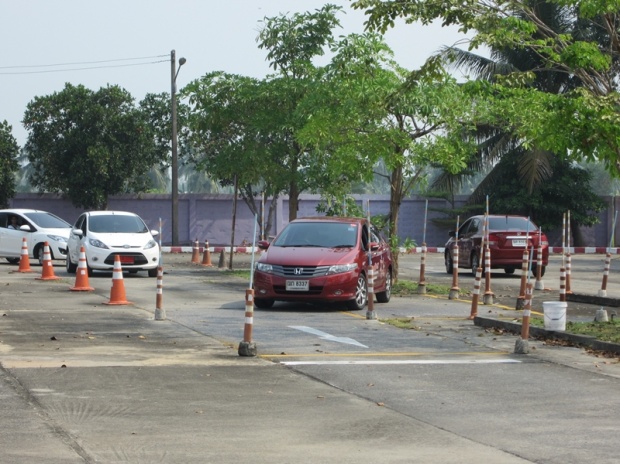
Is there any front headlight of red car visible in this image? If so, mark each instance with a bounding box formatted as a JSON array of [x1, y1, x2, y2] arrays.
[[326, 263, 358, 275], [256, 262, 274, 274]]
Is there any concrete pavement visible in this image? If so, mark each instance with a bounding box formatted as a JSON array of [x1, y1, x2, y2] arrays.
[[0, 253, 619, 463]]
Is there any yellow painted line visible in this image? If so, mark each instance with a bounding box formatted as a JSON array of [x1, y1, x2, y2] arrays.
[[341, 296, 543, 320], [341, 311, 367, 319], [401, 316, 472, 321], [340, 311, 468, 322], [260, 351, 511, 359], [424, 294, 465, 302], [415, 293, 545, 316], [282, 358, 521, 365]]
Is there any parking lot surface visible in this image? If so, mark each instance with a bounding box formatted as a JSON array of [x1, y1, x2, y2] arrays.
[[1, 252, 619, 463]]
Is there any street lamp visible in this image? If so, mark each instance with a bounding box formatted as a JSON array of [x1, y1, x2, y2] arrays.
[[171, 49, 186, 246]]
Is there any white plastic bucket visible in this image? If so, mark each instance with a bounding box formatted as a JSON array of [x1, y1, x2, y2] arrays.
[[543, 301, 567, 331]]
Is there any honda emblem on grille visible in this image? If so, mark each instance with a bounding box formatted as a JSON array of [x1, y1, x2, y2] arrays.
[[294, 267, 304, 275]]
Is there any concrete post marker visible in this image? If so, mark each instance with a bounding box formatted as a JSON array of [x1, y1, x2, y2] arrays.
[[238, 288, 257, 357]]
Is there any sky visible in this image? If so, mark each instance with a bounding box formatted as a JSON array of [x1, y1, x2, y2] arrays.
[[1, 0, 472, 147]]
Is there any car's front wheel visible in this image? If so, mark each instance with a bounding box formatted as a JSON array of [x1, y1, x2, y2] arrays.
[[66, 253, 77, 274], [376, 270, 391, 303], [148, 268, 158, 277], [470, 253, 480, 277], [347, 273, 368, 311], [35, 245, 45, 265], [254, 298, 274, 309], [445, 252, 454, 274], [6, 257, 19, 264]]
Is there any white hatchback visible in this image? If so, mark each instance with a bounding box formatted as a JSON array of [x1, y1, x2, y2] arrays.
[[0, 209, 71, 264], [66, 211, 160, 277]]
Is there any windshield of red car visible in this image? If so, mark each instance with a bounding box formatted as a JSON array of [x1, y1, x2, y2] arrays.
[[273, 222, 359, 248]]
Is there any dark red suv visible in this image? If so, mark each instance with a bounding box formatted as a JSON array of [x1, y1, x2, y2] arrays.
[[253, 217, 393, 310], [444, 215, 549, 276]]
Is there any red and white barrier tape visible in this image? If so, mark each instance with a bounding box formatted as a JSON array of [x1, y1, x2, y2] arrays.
[[161, 246, 620, 254]]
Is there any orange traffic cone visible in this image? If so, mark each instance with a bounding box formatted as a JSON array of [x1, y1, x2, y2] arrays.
[[17, 237, 34, 273], [36, 242, 60, 281], [191, 239, 200, 264], [104, 255, 131, 305], [201, 240, 212, 266], [70, 246, 94, 291]]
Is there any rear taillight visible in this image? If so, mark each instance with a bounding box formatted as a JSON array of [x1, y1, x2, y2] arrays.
[[487, 234, 499, 246]]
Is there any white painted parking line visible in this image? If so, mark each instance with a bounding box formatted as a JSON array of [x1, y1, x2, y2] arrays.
[[289, 325, 369, 348], [281, 358, 521, 366]]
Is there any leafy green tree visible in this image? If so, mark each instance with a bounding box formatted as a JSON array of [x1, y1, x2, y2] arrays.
[[138, 92, 176, 193], [418, 1, 608, 243], [256, 4, 343, 221], [183, 5, 346, 237], [23, 83, 163, 209], [179, 162, 222, 194], [582, 162, 620, 197], [298, 31, 477, 279], [183, 72, 287, 239], [351, 0, 620, 173], [137, 92, 205, 194], [0, 121, 19, 207], [488, 153, 605, 243], [353, 0, 619, 94], [429, 0, 575, 200]]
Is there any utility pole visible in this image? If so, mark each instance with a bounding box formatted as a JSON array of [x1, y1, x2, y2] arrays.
[[171, 49, 186, 246]]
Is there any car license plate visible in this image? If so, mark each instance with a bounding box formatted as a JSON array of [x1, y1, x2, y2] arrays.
[[286, 280, 309, 291], [512, 239, 527, 247], [119, 255, 134, 264]]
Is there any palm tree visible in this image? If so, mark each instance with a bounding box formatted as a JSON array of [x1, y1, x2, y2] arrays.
[[430, 1, 607, 238]]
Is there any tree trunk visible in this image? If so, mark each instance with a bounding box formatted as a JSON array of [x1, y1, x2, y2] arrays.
[[238, 188, 279, 242], [264, 193, 279, 240], [571, 219, 586, 247], [389, 165, 404, 283], [288, 179, 299, 222], [229, 175, 238, 270]]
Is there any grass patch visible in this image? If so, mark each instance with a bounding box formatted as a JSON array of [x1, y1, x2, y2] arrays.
[[392, 279, 452, 296], [380, 317, 423, 330], [530, 317, 620, 343], [218, 273, 452, 293], [224, 269, 251, 280]]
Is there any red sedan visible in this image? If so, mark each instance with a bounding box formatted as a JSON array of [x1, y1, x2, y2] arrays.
[[444, 215, 549, 276], [253, 217, 393, 310]]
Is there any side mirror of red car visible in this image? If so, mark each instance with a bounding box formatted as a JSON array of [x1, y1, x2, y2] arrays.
[[257, 240, 270, 250]]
